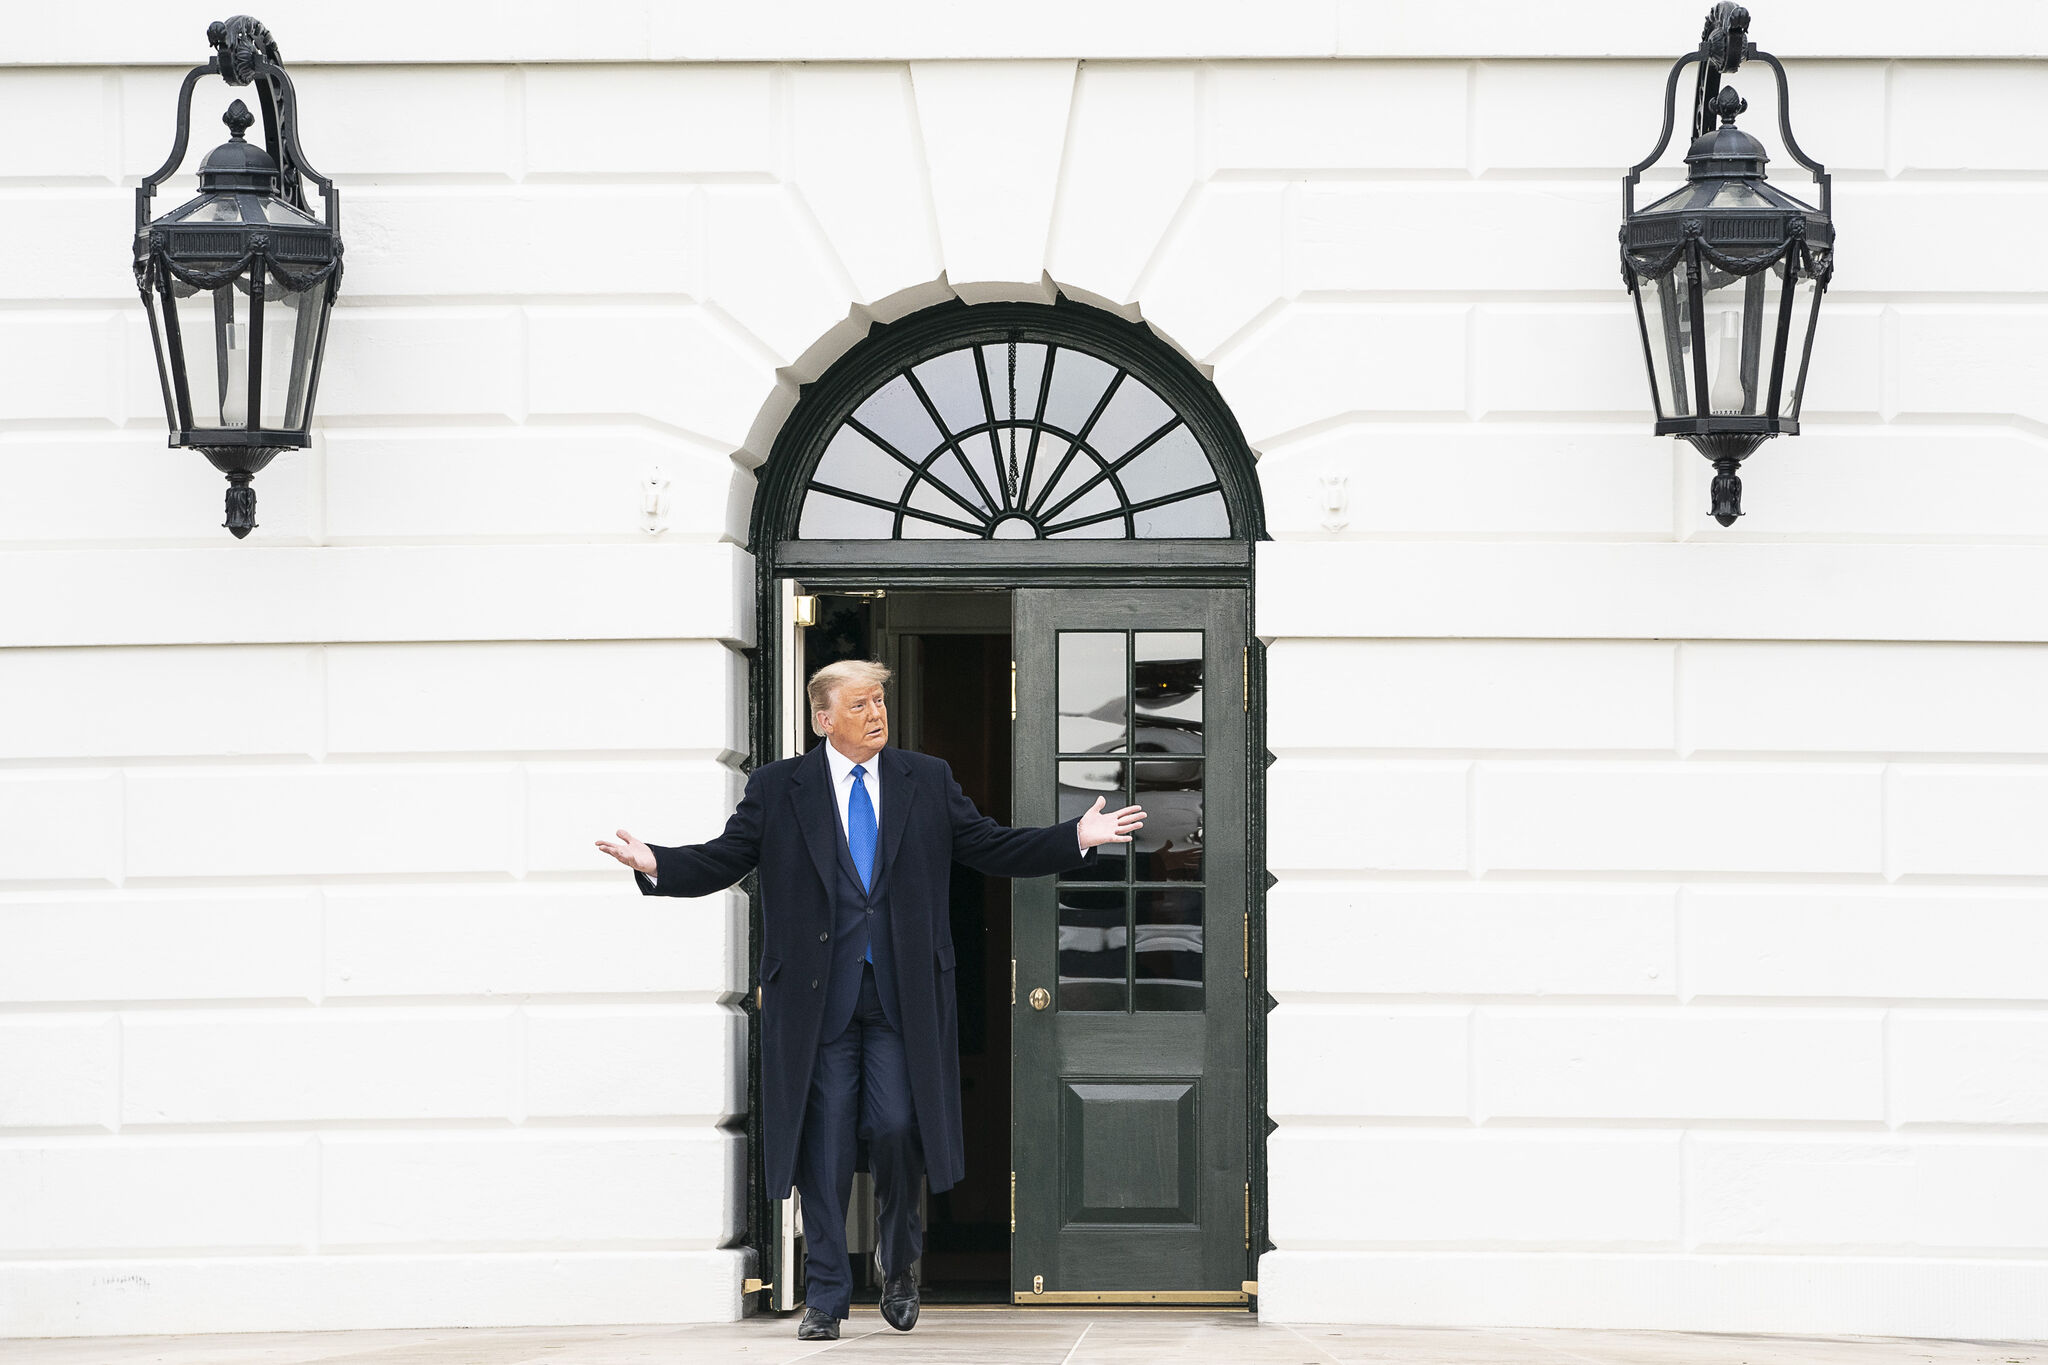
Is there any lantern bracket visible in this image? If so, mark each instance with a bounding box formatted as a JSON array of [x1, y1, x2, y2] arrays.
[[1622, 5, 1831, 221], [135, 16, 339, 238]]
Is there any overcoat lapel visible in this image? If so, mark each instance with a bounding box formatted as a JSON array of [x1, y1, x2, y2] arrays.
[[788, 744, 841, 897], [879, 745, 918, 878]]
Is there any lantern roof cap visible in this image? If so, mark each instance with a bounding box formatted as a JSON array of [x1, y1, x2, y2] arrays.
[[1685, 85, 1770, 180], [197, 100, 282, 195]]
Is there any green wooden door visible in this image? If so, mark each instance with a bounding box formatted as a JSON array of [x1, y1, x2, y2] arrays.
[[1011, 587, 1249, 1304]]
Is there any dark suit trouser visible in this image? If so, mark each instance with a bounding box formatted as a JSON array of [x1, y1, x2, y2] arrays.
[[795, 962, 925, 1319]]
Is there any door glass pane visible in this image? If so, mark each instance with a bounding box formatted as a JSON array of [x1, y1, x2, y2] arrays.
[[1133, 759, 1202, 882], [1134, 888, 1204, 1011], [1059, 632, 1127, 754], [1058, 885, 1128, 1012], [1134, 632, 1202, 754], [1059, 759, 1126, 882]]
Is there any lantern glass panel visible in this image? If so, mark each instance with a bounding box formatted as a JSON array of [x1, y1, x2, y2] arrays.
[[1640, 271, 1692, 420], [170, 273, 255, 433], [1784, 270, 1822, 421], [263, 278, 323, 432], [1700, 259, 1792, 418]]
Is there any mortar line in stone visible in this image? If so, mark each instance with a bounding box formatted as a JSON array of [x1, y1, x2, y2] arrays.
[[1884, 60, 1899, 180], [507, 66, 528, 185], [107, 1008, 123, 1135], [1054, 1318, 1094, 1365], [1464, 759, 1480, 882], [1479, 1325, 1618, 1365], [1882, 1005, 1897, 1132], [1275, 1321, 1345, 1364], [1039, 55, 1086, 279], [511, 1000, 528, 1128], [1464, 59, 1480, 179], [1673, 883, 1689, 1006], [901, 66, 949, 278], [1880, 762, 1898, 885], [787, 1324, 882, 1359]]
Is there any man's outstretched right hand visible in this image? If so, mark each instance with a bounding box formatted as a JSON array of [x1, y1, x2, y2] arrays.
[[595, 829, 657, 876]]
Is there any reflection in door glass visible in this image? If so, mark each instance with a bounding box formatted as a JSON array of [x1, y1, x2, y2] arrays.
[[1133, 759, 1202, 882], [1134, 889, 1204, 1011], [1058, 632, 1127, 754], [1134, 632, 1202, 756], [1058, 886, 1129, 1012], [1059, 759, 1126, 882]]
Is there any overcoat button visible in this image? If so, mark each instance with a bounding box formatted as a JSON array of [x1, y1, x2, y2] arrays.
[[818, 931, 828, 942], [810, 979, 819, 990]]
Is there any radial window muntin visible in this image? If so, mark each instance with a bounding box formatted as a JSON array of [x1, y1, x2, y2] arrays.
[[795, 334, 1234, 541]]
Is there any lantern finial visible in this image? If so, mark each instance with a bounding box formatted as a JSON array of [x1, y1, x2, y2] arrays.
[[1708, 85, 1747, 125], [223, 99, 255, 139]]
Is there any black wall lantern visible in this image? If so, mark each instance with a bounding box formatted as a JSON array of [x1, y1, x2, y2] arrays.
[[133, 16, 342, 538], [1622, 3, 1833, 525]]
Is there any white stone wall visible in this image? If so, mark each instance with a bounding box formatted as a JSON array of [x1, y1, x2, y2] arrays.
[[2, 0, 2046, 1342]]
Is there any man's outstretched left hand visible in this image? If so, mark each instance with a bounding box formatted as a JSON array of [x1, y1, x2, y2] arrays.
[[1076, 795, 1147, 850]]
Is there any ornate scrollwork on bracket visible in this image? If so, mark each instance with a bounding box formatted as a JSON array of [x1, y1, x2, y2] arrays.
[[207, 15, 281, 86], [1701, 3, 1752, 72]]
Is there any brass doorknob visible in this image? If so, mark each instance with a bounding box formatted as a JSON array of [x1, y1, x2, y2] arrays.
[[1028, 987, 1051, 1011]]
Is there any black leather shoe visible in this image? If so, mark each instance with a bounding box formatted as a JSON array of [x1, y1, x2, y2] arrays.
[[879, 1271, 919, 1331], [796, 1307, 840, 1340]]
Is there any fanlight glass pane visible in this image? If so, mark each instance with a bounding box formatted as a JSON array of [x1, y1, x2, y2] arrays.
[[795, 337, 1230, 539]]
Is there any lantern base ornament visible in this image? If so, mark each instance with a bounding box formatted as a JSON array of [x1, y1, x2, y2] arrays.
[[203, 446, 281, 539], [1684, 431, 1769, 526]]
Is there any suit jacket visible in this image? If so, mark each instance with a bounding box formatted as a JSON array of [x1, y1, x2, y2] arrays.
[[636, 741, 1093, 1198]]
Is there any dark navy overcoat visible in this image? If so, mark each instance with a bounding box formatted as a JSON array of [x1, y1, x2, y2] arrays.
[[635, 741, 1091, 1200]]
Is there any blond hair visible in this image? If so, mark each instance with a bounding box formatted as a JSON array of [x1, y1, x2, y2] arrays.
[[807, 659, 892, 736]]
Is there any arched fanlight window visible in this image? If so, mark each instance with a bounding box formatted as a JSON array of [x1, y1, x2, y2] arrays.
[[796, 334, 1233, 541]]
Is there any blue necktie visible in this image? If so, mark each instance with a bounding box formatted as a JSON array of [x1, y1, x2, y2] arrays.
[[848, 764, 878, 962]]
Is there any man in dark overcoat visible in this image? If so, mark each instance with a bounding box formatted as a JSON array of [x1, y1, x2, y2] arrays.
[[597, 659, 1144, 1340]]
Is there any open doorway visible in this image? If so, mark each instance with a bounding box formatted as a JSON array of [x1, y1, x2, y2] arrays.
[[797, 589, 1014, 1304]]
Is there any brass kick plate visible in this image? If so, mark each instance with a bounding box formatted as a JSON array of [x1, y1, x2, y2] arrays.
[[1015, 1290, 1251, 1305]]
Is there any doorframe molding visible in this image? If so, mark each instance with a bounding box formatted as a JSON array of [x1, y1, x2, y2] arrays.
[[739, 297, 1273, 1309]]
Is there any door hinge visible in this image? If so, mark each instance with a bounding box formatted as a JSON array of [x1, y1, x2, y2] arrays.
[[1010, 1171, 1017, 1234], [1010, 660, 1018, 720], [743, 1277, 771, 1294], [1243, 912, 1250, 979], [1242, 646, 1250, 712], [791, 595, 817, 629], [1011, 958, 1016, 1007], [1244, 1182, 1251, 1250]]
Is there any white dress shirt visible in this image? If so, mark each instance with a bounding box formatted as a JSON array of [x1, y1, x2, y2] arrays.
[[822, 740, 882, 843], [647, 742, 878, 888]]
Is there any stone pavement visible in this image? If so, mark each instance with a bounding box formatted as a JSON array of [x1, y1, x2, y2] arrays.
[[2, 1311, 2045, 1364]]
